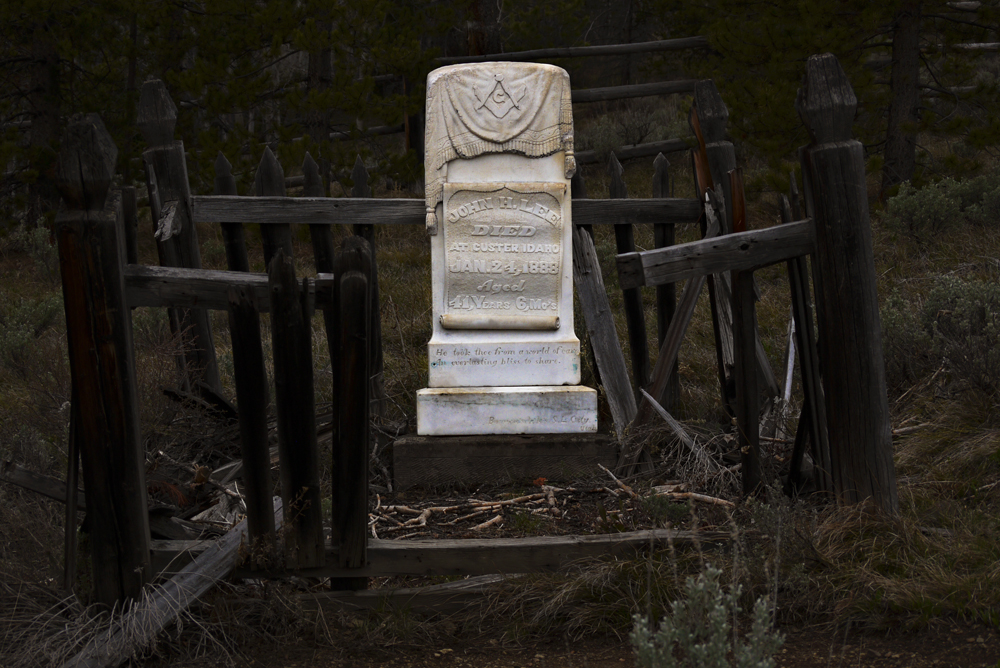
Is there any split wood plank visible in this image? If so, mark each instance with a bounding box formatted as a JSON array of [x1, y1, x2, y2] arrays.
[[268, 251, 323, 569], [139, 79, 220, 393], [214, 152, 251, 273], [623, 200, 719, 470], [226, 286, 275, 551], [572, 224, 637, 441], [238, 529, 730, 578], [1, 460, 86, 508], [299, 575, 510, 617], [123, 264, 334, 311], [332, 237, 372, 580], [782, 201, 831, 495], [652, 153, 680, 412], [616, 221, 815, 289], [349, 156, 386, 418], [609, 153, 650, 396], [254, 147, 293, 268], [190, 196, 702, 228], [65, 501, 283, 668]]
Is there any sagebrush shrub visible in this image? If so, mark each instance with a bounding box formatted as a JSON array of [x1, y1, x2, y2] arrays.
[[630, 564, 783, 668], [884, 173, 1000, 240], [923, 276, 1000, 394], [881, 276, 1000, 396]]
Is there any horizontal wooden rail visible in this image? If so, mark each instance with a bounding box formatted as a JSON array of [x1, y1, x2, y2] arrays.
[[151, 528, 729, 578], [576, 137, 694, 164], [435, 37, 710, 65], [572, 80, 698, 103], [124, 265, 333, 311], [191, 196, 702, 227], [617, 219, 815, 289]]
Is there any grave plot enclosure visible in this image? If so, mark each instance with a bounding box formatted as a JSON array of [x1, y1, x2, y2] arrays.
[[39, 53, 896, 618]]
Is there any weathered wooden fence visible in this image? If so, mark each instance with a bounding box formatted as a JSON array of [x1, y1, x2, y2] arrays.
[[48, 53, 895, 613]]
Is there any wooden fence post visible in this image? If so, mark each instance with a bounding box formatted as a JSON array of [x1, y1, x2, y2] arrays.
[[608, 153, 650, 397], [269, 249, 324, 569], [215, 152, 251, 273], [350, 156, 387, 418], [332, 236, 371, 590], [652, 153, 679, 412], [254, 147, 294, 267], [797, 53, 898, 513], [54, 114, 150, 606], [138, 80, 221, 394]]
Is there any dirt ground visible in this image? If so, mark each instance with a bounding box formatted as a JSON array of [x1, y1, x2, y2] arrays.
[[147, 621, 1000, 668]]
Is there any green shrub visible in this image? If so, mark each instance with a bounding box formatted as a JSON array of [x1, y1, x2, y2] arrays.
[[0, 294, 64, 377], [881, 291, 935, 393], [881, 276, 1000, 396], [884, 174, 1000, 241], [630, 564, 783, 668], [923, 276, 1000, 395]]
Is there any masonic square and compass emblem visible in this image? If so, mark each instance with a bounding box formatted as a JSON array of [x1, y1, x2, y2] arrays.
[[474, 74, 527, 119]]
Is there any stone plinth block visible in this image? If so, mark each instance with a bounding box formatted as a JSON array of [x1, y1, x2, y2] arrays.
[[416, 386, 597, 436]]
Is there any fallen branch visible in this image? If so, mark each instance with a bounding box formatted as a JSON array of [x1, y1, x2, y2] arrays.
[[651, 491, 735, 508]]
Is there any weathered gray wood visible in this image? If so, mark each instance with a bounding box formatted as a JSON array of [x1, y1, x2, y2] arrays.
[[65, 501, 283, 668], [139, 80, 221, 394], [733, 264, 760, 493], [54, 115, 150, 607], [255, 147, 293, 268], [268, 251, 323, 569], [350, 156, 386, 418], [124, 264, 334, 311], [694, 81, 736, 233], [652, 153, 679, 412], [617, 220, 815, 289], [299, 575, 505, 617], [780, 194, 830, 496], [609, 153, 650, 397], [253, 529, 730, 578], [120, 187, 138, 265], [572, 225, 637, 441], [573, 80, 699, 103], [226, 286, 275, 553], [190, 196, 702, 228], [797, 53, 897, 513], [576, 138, 692, 165], [332, 237, 371, 586], [214, 152, 250, 273], [393, 434, 616, 490], [63, 397, 80, 589], [436, 36, 709, 64], [158, 527, 730, 579], [0, 460, 86, 508], [630, 206, 719, 437]]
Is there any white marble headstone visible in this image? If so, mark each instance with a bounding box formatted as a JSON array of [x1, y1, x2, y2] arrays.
[[416, 62, 597, 436]]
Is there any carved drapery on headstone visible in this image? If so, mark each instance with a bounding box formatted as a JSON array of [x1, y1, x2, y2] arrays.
[[424, 63, 576, 234]]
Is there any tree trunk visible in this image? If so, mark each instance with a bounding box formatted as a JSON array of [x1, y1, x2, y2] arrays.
[[881, 1, 921, 199], [27, 19, 61, 225]]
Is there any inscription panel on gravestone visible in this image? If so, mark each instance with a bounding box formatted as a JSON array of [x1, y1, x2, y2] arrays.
[[442, 182, 565, 331]]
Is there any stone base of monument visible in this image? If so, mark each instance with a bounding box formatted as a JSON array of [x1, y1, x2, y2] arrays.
[[392, 433, 615, 490], [415, 385, 598, 436]]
